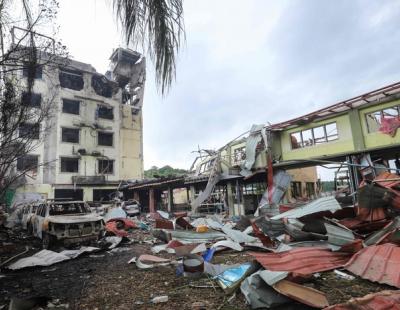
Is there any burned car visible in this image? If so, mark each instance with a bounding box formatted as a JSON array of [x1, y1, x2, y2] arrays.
[[121, 199, 141, 217], [32, 201, 104, 249], [22, 202, 40, 233]]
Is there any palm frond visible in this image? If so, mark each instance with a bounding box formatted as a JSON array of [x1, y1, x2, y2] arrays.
[[113, 0, 185, 95]]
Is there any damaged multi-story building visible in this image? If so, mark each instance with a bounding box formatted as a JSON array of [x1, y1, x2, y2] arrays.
[[15, 48, 146, 201], [125, 81, 400, 216]]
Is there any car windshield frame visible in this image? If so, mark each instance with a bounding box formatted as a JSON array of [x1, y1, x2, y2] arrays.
[[48, 202, 91, 216]]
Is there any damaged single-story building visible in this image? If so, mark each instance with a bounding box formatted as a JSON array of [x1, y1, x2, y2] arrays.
[[124, 81, 400, 216]]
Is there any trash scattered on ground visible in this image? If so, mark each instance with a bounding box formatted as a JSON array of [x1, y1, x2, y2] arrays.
[[4, 167, 400, 309]]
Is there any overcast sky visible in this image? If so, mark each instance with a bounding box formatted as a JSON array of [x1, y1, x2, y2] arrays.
[[56, 0, 400, 179]]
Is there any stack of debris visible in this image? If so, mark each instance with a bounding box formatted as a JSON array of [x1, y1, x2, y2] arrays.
[[3, 171, 400, 309], [119, 171, 400, 308]]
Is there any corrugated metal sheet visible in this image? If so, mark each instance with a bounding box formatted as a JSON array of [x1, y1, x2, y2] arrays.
[[250, 247, 351, 275], [364, 217, 400, 246], [325, 223, 355, 246], [240, 124, 263, 176], [169, 229, 226, 243], [325, 290, 400, 310], [258, 170, 292, 208], [345, 243, 400, 288], [240, 271, 292, 309], [191, 156, 221, 210], [253, 217, 285, 238], [271, 196, 341, 220], [259, 270, 288, 286]]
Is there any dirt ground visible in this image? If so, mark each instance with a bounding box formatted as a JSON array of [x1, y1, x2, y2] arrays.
[[0, 228, 393, 310]]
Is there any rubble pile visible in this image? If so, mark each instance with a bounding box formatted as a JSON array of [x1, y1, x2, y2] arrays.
[[2, 173, 400, 309]]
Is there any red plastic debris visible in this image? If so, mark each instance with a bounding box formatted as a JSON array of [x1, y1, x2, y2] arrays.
[[250, 247, 351, 275], [105, 218, 137, 237], [345, 243, 400, 288], [325, 290, 400, 310]]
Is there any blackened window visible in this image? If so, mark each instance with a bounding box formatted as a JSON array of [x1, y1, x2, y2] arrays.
[[93, 189, 115, 202], [23, 64, 43, 79], [92, 75, 113, 98], [54, 189, 83, 201], [60, 157, 79, 173], [98, 160, 114, 174], [17, 155, 39, 172], [21, 92, 41, 107], [62, 99, 80, 115], [19, 123, 40, 139], [61, 128, 80, 143], [96, 105, 114, 120], [98, 132, 113, 146], [59, 68, 84, 91]]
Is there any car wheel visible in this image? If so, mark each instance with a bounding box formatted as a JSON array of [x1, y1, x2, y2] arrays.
[[42, 233, 53, 249]]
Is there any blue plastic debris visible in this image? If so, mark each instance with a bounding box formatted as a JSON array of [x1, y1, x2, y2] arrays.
[[215, 262, 253, 293], [202, 248, 216, 262]]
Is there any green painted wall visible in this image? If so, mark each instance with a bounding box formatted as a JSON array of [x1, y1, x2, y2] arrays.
[[359, 99, 400, 149], [280, 114, 355, 161]]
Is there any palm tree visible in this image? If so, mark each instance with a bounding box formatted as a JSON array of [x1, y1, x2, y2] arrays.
[[113, 0, 185, 95]]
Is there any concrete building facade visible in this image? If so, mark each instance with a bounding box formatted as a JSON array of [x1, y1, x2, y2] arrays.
[[16, 48, 145, 202], [126, 81, 400, 216]]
